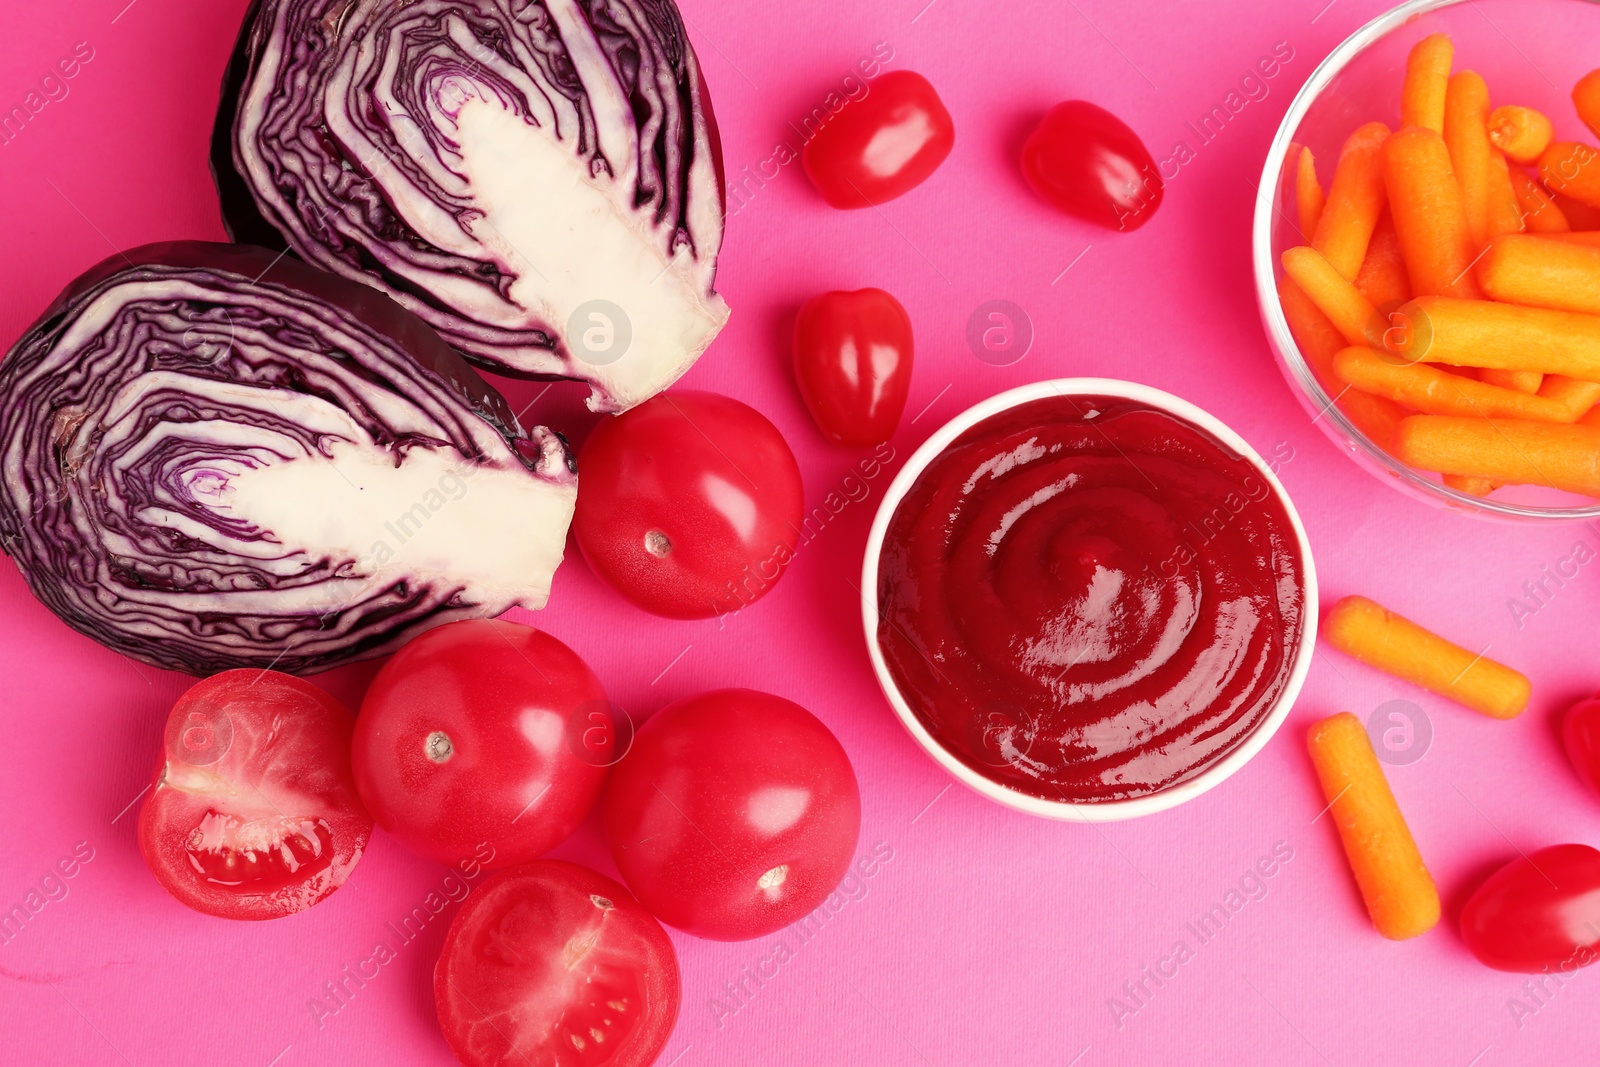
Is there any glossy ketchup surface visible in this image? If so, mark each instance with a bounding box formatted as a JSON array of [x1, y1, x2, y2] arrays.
[[876, 396, 1306, 803]]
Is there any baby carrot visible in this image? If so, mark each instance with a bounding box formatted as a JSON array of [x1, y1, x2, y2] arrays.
[[1549, 231, 1600, 246], [1510, 170, 1571, 233], [1478, 233, 1600, 314], [1540, 374, 1600, 420], [1396, 414, 1600, 501], [1444, 72, 1495, 246], [1553, 189, 1600, 230], [1384, 127, 1483, 299], [1307, 712, 1440, 941], [1355, 211, 1412, 309], [1478, 369, 1544, 395], [1283, 246, 1379, 347], [1485, 152, 1525, 239], [1386, 296, 1600, 380], [1488, 105, 1554, 164], [1574, 68, 1600, 141], [1313, 122, 1391, 279], [1297, 145, 1325, 238], [1443, 473, 1499, 496], [1279, 276, 1410, 450], [1332, 346, 1570, 421], [1401, 34, 1453, 133], [1540, 142, 1600, 209], [1324, 595, 1530, 719]]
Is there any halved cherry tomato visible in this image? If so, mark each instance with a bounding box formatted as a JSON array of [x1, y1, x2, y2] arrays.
[[793, 288, 914, 446], [574, 391, 804, 619], [137, 670, 371, 921], [435, 860, 679, 1067], [801, 70, 954, 208], [1562, 695, 1600, 799], [604, 689, 860, 941], [1021, 101, 1164, 231], [1460, 844, 1600, 972], [352, 620, 611, 869]]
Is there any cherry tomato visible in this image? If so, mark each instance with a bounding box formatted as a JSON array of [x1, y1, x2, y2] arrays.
[[1021, 101, 1163, 231], [436, 860, 679, 1067], [574, 391, 804, 619], [137, 670, 371, 921], [352, 620, 611, 868], [1562, 695, 1600, 799], [1460, 844, 1600, 972], [793, 288, 914, 446], [604, 689, 860, 941], [801, 70, 954, 208]]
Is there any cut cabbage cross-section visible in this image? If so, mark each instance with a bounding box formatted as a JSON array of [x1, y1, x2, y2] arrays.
[[215, 0, 731, 413], [0, 241, 577, 676]]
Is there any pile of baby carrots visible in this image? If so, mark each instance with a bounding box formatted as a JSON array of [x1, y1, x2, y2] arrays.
[[1282, 32, 1600, 501]]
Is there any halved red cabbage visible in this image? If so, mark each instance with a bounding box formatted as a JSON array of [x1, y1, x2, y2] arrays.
[[214, 0, 730, 413], [0, 241, 577, 676]]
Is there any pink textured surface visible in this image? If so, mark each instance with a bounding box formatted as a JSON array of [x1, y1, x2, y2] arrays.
[[0, 0, 1595, 1064]]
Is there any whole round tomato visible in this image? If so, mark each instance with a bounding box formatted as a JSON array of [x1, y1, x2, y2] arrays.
[[1460, 844, 1600, 972], [801, 70, 954, 208], [574, 391, 804, 619], [1021, 101, 1163, 231], [352, 620, 612, 868], [435, 860, 679, 1067], [138, 670, 371, 920], [1562, 695, 1600, 799], [604, 689, 860, 941], [793, 288, 914, 446]]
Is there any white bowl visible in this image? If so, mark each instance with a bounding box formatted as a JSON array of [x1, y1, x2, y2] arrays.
[[860, 378, 1319, 822]]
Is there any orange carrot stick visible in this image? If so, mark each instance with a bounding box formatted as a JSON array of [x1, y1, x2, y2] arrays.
[[1478, 369, 1544, 395], [1401, 34, 1453, 134], [1540, 374, 1600, 420], [1444, 72, 1495, 246], [1355, 210, 1412, 309], [1312, 122, 1391, 280], [1333, 346, 1570, 420], [1307, 712, 1440, 941], [1574, 69, 1600, 141], [1279, 276, 1410, 450], [1386, 296, 1600, 379], [1510, 169, 1571, 233], [1553, 188, 1600, 230], [1297, 145, 1325, 238], [1443, 473, 1499, 496], [1324, 595, 1531, 719], [1396, 414, 1600, 499], [1478, 233, 1600, 314], [1488, 105, 1554, 164], [1384, 127, 1483, 299], [1485, 152, 1525, 239], [1540, 142, 1600, 209], [1283, 247, 1379, 347]]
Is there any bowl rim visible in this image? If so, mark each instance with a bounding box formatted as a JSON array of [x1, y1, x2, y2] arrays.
[[859, 377, 1320, 823], [1252, 0, 1600, 521]]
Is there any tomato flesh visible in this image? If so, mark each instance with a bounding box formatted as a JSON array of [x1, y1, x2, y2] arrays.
[[604, 689, 860, 941], [574, 391, 804, 619], [353, 619, 612, 869], [137, 670, 371, 920], [1021, 101, 1163, 231], [1562, 695, 1600, 799], [435, 860, 679, 1067], [801, 70, 954, 208], [1460, 844, 1600, 972], [793, 288, 914, 446]]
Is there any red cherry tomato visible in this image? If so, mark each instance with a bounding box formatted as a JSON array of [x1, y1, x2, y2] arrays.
[[435, 860, 679, 1067], [352, 620, 612, 868], [1021, 101, 1164, 231], [801, 70, 954, 208], [1562, 695, 1600, 798], [793, 288, 914, 446], [1460, 844, 1600, 972], [604, 689, 860, 941], [137, 670, 371, 920], [574, 391, 804, 619]]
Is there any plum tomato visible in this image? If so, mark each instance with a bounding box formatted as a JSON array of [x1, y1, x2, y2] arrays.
[[1021, 101, 1163, 231], [1562, 695, 1600, 799], [436, 860, 679, 1067], [801, 70, 954, 208], [604, 689, 860, 941], [574, 391, 804, 619], [793, 288, 914, 446], [352, 620, 612, 869], [1460, 844, 1600, 972], [137, 670, 371, 921]]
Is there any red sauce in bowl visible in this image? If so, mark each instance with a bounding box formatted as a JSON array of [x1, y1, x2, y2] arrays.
[[875, 395, 1306, 804]]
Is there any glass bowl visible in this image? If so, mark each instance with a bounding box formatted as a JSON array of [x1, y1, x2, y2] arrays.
[[1254, 0, 1600, 519]]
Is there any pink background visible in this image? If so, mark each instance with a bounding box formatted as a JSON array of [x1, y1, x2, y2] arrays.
[[1, 0, 1596, 1063]]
